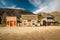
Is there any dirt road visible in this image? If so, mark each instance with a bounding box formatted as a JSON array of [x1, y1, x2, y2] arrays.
[[0, 26, 60, 40]]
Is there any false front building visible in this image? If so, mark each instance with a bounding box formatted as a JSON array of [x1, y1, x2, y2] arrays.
[[21, 14, 38, 27], [6, 14, 38, 27], [6, 16, 17, 27]]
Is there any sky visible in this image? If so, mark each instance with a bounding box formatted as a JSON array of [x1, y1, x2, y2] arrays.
[[0, 0, 60, 14]]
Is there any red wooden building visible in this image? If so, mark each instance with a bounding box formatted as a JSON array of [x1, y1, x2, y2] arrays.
[[6, 16, 17, 27]]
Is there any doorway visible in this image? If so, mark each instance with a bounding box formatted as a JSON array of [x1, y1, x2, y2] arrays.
[[0, 17, 2, 24], [28, 19, 31, 27], [10, 21, 12, 26], [43, 20, 46, 26]]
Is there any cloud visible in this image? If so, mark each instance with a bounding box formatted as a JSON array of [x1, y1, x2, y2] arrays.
[[0, 0, 24, 10], [28, 0, 42, 8], [33, 6, 48, 14], [6, 5, 16, 8], [1, 0, 7, 6], [0, 0, 16, 8], [28, 0, 60, 13], [3, 5, 25, 10]]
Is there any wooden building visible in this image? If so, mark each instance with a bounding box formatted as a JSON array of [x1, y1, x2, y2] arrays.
[[43, 19, 55, 26], [21, 14, 38, 27], [40, 16, 57, 26], [6, 16, 17, 27]]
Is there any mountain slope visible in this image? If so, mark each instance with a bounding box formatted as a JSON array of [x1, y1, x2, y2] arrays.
[[37, 11, 60, 22], [49, 11, 60, 22], [0, 8, 34, 16]]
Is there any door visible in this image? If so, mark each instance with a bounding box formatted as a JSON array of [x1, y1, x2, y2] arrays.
[[43, 20, 46, 26], [10, 21, 13, 27], [28, 21, 31, 27], [0, 17, 2, 24], [27, 19, 32, 27]]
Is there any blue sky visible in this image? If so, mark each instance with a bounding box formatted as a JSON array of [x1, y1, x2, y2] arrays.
[[0, 0, 37, 12], [0, 0, 60, 13]]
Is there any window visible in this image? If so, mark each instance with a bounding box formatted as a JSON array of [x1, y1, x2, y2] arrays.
[[32, 20, 35, 26], [24, 23, 26, 25], [28, 19, 31, 22], [24, 20, 27, 26], [32, 23, 35, 25], [37, 21, 40, 23]]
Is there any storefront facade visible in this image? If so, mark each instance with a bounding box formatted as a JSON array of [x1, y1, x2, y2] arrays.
[[6, 16, 17, 27]]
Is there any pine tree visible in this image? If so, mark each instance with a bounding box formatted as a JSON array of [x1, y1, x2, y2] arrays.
[[1, 12, 6, 24]]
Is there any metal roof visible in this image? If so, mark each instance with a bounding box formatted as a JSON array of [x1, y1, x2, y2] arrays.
[[44, 19, 54, 22]]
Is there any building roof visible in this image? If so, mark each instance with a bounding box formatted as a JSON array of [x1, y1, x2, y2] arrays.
[[45, 19, 55, 22]]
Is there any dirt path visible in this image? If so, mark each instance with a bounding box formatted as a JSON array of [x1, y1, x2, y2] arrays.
[[0, 26, 60, 40]]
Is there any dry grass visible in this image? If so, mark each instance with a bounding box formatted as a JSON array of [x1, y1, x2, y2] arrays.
[[0, 26, 60, 40]]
